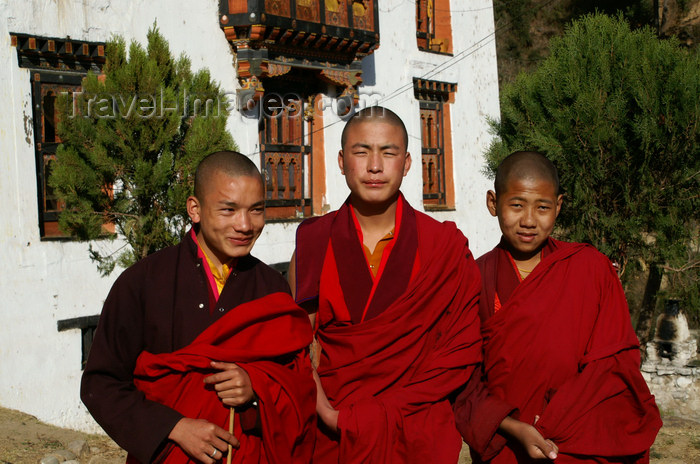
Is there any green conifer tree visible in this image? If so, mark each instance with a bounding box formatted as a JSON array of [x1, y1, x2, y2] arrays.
[[485, 14, 700, 343], [51, 25, 236, 275]]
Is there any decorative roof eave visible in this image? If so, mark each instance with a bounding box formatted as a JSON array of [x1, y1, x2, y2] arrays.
[[222, 24, 378, 62], [233, 43, 365, 103], [413, 78, 458, 103], [10, 33, 105, 73], [219, 2, 380, 104]]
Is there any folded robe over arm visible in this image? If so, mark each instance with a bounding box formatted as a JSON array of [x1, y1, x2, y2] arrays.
[[296, 197, 491, 464], [455, 239, 662, 464], [132, 292, 316, 464]]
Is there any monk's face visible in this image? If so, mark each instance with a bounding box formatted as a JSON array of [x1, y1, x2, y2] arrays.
[[338, 120, 411, 209], [487, 176, 563, 261], [187, 172, 265, 267]]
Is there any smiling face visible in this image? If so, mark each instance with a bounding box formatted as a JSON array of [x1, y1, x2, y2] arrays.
[[487, 176, 563, 263], [187, 172, 265, 268], [338, 120, 411, 211]]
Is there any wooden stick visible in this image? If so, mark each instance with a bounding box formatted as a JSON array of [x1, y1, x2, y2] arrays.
[[227, 407, 234, 464]]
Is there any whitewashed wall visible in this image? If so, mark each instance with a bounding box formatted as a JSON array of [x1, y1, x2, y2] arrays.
[[0, 0, 501, 433]]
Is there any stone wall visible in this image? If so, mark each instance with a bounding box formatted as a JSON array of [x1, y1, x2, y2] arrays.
[[642, 328, 700, 421], [642, 363, 700, 421]]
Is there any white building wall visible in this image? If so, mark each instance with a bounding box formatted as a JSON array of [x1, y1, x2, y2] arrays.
[[447, 0, 504, 256], [0, 0, 501, 433]]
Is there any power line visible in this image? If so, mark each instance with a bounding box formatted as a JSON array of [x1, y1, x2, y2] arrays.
[[247, 0, 561, 157], [375, 0, 560, 106]]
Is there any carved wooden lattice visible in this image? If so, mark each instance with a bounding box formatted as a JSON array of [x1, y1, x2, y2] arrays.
[[260, 94, 311, 219], [420, 103, 445, 206]]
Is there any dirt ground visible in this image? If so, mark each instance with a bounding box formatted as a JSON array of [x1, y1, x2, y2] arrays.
[[0, 407, 126, 464], [0, 406, 697, 463]]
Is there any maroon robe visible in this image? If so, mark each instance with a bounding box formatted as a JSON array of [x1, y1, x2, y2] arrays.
[[81, 231, 292, 463], [458, 238, 662, 463], [131, 292, 316, 464], [295, 196, 485, 463]]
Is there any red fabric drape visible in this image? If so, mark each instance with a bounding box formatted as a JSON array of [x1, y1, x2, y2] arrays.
[[311, 211, 483, 463], [474, 240, 661, 463], [130, 292, 316, 464]]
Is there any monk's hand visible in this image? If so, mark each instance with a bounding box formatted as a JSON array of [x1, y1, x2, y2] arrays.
[[312, 369, 339, 433], [168, 417, 239, 463], [498, 416, 558, 460], [205, 361, 255, 407]]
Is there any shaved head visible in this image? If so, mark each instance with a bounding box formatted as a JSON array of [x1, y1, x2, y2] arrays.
[[494, 151, 560, 196], [341, 106, 408, 151], [194, 151, 262, 200]]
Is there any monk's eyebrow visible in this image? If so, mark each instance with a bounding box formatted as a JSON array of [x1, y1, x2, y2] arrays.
[[351, 142, 370, 149], [506, 196, 554, 204], [350, 142, 401, 150], [220, 200, 265, 208]]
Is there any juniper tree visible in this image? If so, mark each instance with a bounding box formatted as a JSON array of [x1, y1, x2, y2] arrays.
[[485, 14, 700, 344], [51, 25, 235, 275]]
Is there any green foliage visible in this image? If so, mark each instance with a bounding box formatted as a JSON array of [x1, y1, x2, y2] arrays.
[[494, 0, 535, 48], [51, 25, 235, 275], [493, 0, 657, 86], [485, 14, 700, 315]]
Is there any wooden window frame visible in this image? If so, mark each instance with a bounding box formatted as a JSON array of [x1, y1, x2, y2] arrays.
[[259, 92, 314, 221], [30, 70, 84, 238], [416, 0, 453, 54], [414, 78, 457, 210], [420, 100, 447, 207]]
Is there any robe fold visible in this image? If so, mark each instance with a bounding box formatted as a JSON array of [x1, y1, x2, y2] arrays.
[[131, 292, 316, 464], [460, 238, 661, 464], [296, 196, 484, 464]]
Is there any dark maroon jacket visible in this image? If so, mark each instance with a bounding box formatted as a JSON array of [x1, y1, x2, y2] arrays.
[[81, 231, 290, 463]]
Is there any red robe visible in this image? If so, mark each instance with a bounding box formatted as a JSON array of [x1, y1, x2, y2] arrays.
[[295, 197, 484, 463], [130, 292, 316, 464], [460, 238, 661, 464]]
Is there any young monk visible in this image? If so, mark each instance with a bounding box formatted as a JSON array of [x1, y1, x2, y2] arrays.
[[454, 151, 662, 463], [289, 108, 556, 463], [81, 151, 316, 464]]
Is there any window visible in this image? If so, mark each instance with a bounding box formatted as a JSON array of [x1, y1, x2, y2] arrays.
[[420, 101, 446, 206], [31, 71, 84, 237], [259, 91, 313, 220], [416, 0, 453, 54], [11, 33, 104, 238], [414, 78, 457, 209]]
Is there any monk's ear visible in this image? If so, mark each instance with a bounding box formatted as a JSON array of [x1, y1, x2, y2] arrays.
[[486, 190, 498, 217], [555, 194, 563, 218], [403, 152, 411, 176], [187, 196, 202, 224], [338, 150, 345, 175]]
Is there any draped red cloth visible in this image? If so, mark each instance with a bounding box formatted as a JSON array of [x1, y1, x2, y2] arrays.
[[129, 292, 316, 464], [470, 239, 661, 464], [296, 198, 483, 464]]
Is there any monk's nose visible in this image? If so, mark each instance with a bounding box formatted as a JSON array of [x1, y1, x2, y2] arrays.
[[368, 152, 382, 173], [234, 212, 252, 232], [521, 208, 536, 227]]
